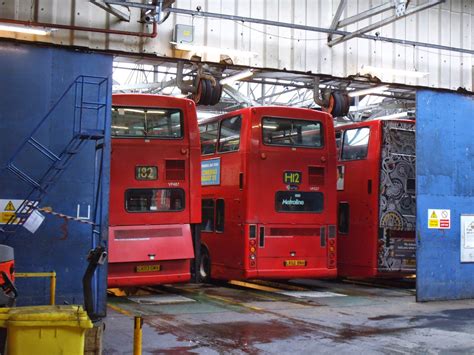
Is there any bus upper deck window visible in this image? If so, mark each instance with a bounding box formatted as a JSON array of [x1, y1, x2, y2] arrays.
[[341, 127, 370, 160], [125, 188, 185, 212], [200, 122, 219, 155], [262, 117, 323, 148], [218, 116, 242, 153], [111, 107, 183, 138]]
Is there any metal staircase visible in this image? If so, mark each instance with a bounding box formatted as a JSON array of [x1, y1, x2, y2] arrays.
[[1, 75, 109, 234]]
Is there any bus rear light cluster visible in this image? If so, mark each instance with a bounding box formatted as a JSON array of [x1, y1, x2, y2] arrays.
[[249, 225, 257, 268], [327, 225, 337, 269]]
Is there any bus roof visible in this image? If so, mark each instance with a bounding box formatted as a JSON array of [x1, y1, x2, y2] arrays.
[[199, 106, 333, 125]]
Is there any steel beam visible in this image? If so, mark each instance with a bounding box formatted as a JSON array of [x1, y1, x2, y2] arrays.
[[337, 1, 394, 28], [327, 0, 347, 42], [328, 0, 445, 47], [90, 1, 130, 21], [167, 3, 473, 55]]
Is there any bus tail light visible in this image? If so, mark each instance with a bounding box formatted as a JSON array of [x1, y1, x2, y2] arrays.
[[249, 225, 257, 268], [327, 225, 337, 269]]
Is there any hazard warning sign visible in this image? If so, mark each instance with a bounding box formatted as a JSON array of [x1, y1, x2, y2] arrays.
[[0, 199, 23, 224], [428, 209, 451, 229]]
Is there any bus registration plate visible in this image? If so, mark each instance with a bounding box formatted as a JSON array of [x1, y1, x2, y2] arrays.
[[284, 260, 307, 267], [135, 264, 161, 273]]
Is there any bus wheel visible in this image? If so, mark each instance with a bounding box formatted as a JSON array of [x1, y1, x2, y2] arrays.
[[199, 247, 211, 283]]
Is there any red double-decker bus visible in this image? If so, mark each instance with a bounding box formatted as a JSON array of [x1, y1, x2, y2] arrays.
[[108, 94, 201, 287], [335, 118, 416, 277], [198, 106, 337, 281]]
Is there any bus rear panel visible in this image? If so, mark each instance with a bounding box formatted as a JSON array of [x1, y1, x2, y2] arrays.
[[336, 119, 416, 277], [108, 94, 201, 287], [199, 106, 337, 281]]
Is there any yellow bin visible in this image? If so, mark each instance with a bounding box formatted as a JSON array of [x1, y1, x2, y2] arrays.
[[6, 305, 92, 355]]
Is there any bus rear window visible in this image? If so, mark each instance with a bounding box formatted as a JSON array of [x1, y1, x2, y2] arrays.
[[262, 117, 323, 148], [388, 128, 415, 156], [275, 191, 324, 213], [341, 127, 370, 160], [112, 107, 183, 138], [125, 188, 184, 212]]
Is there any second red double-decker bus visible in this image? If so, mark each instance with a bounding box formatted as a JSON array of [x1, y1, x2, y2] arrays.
[[198, 106, 337, 281], [108, 94, 201, 287], [335, 118, 416, 277]]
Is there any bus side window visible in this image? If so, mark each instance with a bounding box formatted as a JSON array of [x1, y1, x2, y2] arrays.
[[200, 122, 218, 155], [201, 199, 215, 232], [215, 199, 225, 233], [341, 127, 370, 160], [218, 116, 241, 153], [338, 202, 350, 234]]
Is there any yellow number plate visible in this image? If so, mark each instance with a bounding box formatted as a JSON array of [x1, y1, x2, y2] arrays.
[[284, 260, 307, 267], [135, 264, 161, 273]]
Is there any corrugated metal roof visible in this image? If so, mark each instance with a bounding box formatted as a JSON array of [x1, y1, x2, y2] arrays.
[[0, 0, 472, 90]]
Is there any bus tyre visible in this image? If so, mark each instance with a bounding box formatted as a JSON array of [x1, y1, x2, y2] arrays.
[[199, 247, 211, 283]]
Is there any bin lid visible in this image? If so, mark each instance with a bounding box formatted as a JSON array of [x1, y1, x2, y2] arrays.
[[0, 245, 13, 263], [6, 305, 93, 329]]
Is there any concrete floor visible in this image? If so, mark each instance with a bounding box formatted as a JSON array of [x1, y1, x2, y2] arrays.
[[103, 279, 474, 354]]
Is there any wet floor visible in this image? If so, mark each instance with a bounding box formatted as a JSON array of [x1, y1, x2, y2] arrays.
[[103, 279, 474, 354]]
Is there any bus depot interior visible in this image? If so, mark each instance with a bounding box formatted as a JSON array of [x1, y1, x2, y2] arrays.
[[102, 59, 473, 353], [1, 2, 473, 353]]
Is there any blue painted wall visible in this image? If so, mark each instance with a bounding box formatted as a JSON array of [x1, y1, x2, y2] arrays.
[[0, 41, 112, 315], [416, 90, 474, 301]]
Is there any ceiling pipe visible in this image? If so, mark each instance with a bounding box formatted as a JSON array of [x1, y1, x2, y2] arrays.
[[176, 61, 196, 94], [0, 18, 157, 38], [313, 77, 331, 108]]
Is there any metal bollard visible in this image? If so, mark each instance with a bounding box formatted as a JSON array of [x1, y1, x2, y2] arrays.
[[133, 316, 143, 355], [15, 271, 56, 305]]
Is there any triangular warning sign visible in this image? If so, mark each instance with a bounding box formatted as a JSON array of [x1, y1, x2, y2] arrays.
[[4, 201, 15, 212], [430, 211, 437, 219]]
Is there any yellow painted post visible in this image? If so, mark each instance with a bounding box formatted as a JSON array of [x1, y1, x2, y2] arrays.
[[133, 316, 143, 355], [15, 272, 57, 305], [50, 271, 56, 305]]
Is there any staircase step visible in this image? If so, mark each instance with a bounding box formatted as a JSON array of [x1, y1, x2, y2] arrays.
[[77, 129, 105, 140]]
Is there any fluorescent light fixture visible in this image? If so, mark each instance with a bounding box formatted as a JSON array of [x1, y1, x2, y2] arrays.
[[171, 42, 256, 58], [111, 125, 128, 130], [123, 108, 144, 113], [348, 85, 389, 97], [371, 112, 410, 120], [147, 110, 166, 114], [0, 24, 52, 36], [220, 70, 254, 85], [361, 65, 429, 79], [262, 124, 278, 130]]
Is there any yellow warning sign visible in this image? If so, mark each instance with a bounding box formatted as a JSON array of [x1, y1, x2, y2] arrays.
[[4, 201, 15, 212], [428, 209, 451, 230], [0, 212, 15, 224], [0, 199, 24, 225]]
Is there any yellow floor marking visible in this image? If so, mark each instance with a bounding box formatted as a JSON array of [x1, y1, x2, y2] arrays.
[[107, 288, 128, 297], [108, 303, 133, 316], [228, 280, 281, 293]]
